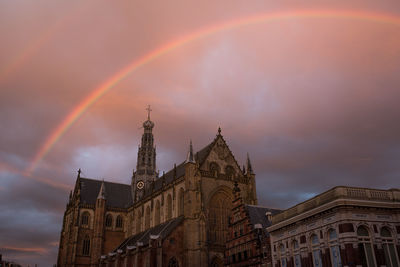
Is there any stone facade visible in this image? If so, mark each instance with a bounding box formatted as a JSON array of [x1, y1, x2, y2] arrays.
[[57, 114, 258, 267], [267, 186, 400, 267]]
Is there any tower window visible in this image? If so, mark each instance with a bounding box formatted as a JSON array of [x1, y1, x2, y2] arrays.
[[81, 212, 90, 226], [82, 235, 90, 256]]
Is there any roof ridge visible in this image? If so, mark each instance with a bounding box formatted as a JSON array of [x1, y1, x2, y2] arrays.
[[80, 177, 130, 186]]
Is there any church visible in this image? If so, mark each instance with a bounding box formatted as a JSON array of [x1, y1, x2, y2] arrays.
[[57, 109, 258, 267]]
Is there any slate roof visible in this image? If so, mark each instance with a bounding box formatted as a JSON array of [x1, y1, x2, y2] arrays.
[[79, 178, 133, 209], [115, 216, 184, 251], [245, 205, 281, 236]]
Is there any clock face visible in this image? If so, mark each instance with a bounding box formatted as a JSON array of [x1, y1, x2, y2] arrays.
[[136, 180, 145, 190]]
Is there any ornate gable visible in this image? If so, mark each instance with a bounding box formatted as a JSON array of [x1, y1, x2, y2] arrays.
[[199, 129, 243, 179]]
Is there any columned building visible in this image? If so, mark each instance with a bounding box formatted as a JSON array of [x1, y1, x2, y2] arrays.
[[267, 186, 400, 267], [57, 110, 258, 267]]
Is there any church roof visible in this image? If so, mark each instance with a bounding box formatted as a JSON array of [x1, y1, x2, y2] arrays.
[[79, 177, 133, 208], [115, 216, 184, 251], [245, 205, 281, 236]]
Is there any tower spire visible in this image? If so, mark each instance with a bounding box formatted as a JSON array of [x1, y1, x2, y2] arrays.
[[132, 106, 158, 202]]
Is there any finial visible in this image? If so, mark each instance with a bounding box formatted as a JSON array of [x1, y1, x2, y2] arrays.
[[218, 127, 221, 135], [77, 168, 81, 178], [97, 180, 106, 200], [146, 105, 152, 120], [186, 140, 195, 163], [246, 153, 253, 174]]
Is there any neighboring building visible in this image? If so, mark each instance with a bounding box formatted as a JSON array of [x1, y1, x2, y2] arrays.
[[57, 110, 258, 267], [225, 182, 280, 267], [267, 186, 400, 267]]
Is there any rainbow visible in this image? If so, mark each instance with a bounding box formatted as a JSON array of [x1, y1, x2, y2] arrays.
[[27, 9, 400, 174]]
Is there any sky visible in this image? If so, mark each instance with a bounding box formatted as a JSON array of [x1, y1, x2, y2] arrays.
[[1, 0, 400, 265]]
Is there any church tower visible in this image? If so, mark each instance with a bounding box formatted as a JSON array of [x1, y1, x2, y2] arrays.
[[131, 106, 158, 202]]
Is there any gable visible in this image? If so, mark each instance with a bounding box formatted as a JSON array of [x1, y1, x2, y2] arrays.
[[199, 135, 243, 177]]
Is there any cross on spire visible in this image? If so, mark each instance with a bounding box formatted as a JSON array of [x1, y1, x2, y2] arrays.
[[146, 105, 152, 120]]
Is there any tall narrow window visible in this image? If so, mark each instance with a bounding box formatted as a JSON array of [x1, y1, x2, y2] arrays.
[[208, 192, 232, 246], [178, 188, 184, 216], [357, 226, 376, 267], [381, 227, 399, 267], [81, 212, 90, 226], [166, 194, 172, 220], [105, 214, 112, 228], [116, 215, 123, 229], [82, 235, 90, 256], [292, 240, 301, 267], [311, 234, 323, 267], [328, 229, 342, 267]]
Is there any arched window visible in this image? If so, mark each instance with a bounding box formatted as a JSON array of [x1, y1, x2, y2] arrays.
[[178, 188, 184, 216], [136, 210, 141, 233], [209, 162, 220, 177], [328, 229, 342, 267], [310, 234, 322, 266], [145, 206, 151, 229], [116, 215, 123, 229], [155, 200, 161, 225], [357, 226, 376, 267], [81, 212, 90, 226], [82, 235, 90, 256], [166, 194, 172, 220], [291, 240, 301, 267], [381, 227, 399, 267], [208, 191, 232, 247], [279, 244, 287, 267], [168, 257, 179, 267], [225, 165, 235, 179], [105, 214, 112, 228]]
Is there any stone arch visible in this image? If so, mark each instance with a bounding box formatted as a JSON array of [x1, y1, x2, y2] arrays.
[[178, 187, 184, 216], [166, 194, 172, 220], [145, 206, 151, 229], [155, 200, 161, 225], [207, 187, 232, 246]]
